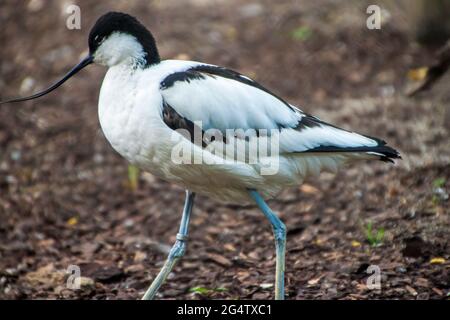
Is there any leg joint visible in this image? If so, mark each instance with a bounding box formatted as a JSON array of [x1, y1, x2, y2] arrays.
[[168, 240, 186, 259], [273, 220, 286, 242], [176, 233, 188, 241]]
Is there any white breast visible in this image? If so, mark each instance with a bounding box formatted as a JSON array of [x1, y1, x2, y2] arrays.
[[98, 64, 163, 166], [97, 61, 207, 178]]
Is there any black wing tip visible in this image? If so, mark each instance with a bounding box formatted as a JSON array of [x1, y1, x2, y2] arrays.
[[358, 133, 400, 163], [372, 145, 402, 163], [302, 143, 402, 163]]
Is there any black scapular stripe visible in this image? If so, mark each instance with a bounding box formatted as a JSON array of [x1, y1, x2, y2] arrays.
[[162, 101, 227, 148], [160, 71, 207, 89]]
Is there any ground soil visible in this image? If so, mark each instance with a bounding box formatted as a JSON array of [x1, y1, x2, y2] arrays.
[[0, 0, 448, 300]]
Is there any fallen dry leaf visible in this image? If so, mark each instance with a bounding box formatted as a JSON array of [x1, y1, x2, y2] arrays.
[[66, 217, 78, 226], [351, 240, 362, 247], [259, 283, 273, 289], [429, 257, 446, 264], [299, 184, 320, 194], [206, 253, 233, 267], [307, 275, 324, 286], [23, 263, 65, 287], [405, 285, 418, 296], [408, 67, 428, 81], [134, 251, 147, 263]]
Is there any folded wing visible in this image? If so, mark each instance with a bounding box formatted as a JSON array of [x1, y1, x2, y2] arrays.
[[159, 63, 400, 162]]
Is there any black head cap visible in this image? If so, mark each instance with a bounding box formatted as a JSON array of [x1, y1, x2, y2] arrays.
[[88, 12, 160, 66]]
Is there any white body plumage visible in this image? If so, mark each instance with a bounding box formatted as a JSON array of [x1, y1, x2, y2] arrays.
[[98, 58, 387, 202]]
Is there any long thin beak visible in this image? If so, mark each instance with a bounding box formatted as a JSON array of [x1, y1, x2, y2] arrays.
[[0, 55, 93, 105]]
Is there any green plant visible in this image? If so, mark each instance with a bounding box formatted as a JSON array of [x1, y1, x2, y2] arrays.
[[291, 26, 312, 41], [432, 177, 446, 188], [365, 221, 385, 247], [432, 177, 448, 205], [189, 286, 211, 295], [189, 286, 228, 295]]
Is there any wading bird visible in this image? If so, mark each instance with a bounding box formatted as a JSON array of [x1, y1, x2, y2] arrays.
[[1, 12, 400, 300]]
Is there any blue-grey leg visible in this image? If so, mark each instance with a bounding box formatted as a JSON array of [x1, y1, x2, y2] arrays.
[[141, 190, 195, 300], [249, 190, 286, 300]]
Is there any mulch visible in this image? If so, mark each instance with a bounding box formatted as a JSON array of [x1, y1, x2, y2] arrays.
[[0, 0, 448, 299]]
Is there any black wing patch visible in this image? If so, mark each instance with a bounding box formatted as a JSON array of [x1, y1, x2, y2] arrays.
[[162, 101, 227, 148], [162, 101, 204, 147], [294, 114, 322, 130]]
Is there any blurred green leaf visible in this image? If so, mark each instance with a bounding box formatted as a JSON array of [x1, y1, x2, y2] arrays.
[[291, 26, 312, 41], [189, 286, 211, 295], [376, 228, 385, 243], [127, 164, 140, 191], [433, 177, 446, 188], [189, 286, 227, 295]]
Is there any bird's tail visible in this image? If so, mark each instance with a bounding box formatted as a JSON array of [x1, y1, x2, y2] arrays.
[[291, 111, 401, 163], [304, 138, 401, 163], [361, 142, 401, 163]]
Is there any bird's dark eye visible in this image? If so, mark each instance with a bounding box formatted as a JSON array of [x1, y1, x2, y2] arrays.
[[94, 35, 102, 44], [89, 34, 106, 53]]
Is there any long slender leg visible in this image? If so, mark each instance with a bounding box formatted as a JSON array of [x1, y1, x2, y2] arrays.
[[249, 190, 286, 300], [141, 190, 195, 300]]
